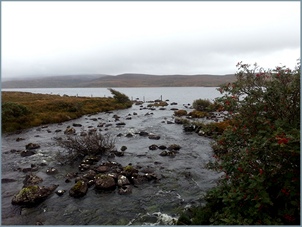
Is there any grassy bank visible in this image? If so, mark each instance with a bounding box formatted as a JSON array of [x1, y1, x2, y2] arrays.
[[2, 90, 132, 133]]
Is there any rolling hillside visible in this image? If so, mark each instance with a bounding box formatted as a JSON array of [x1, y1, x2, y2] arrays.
[[2, 74, 236, 88]]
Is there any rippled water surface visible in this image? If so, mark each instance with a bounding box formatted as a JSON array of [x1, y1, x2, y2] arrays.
[[2, 88, 223, 225]]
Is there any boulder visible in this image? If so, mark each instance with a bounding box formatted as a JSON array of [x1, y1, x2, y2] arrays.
[[12, 184, 58, 206], [69, 180, 88, 198], [94, 174, 116, 190]]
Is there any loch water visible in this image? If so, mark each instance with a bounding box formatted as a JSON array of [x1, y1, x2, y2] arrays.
[[1, 87, 224, 225]]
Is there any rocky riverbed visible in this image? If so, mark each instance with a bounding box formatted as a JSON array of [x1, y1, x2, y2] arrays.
[[2, 100, 223, 225]]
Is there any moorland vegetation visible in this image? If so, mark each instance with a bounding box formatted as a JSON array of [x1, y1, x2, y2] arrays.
[[2, 89, 132, 133]]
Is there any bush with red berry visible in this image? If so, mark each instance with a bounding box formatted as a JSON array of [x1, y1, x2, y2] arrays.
[[178, 60, 300, 225]]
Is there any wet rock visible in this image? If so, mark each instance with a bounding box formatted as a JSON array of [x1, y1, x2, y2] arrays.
[[159, 150, 176, 157], [16, 137, 25, 142], [139, 131, 149, 136], [55, 129, 62, 133], [90, 118, 98, 121], [96, 165, 109, 173], [12, 184, 58, 206], [118, 185, 132, 195], [149, 144, 158, 150], [117, 175, 130, 187], [46, 168, 58, 175], [125, 133, 133, 138], [22, 167, 35, 173], [94, 174, 116, 190], [158, 145, 167, 150], [72, 123, 82, 127], [55, 189, 66, 196], [159, 151, 168, 156], [133, 112, 138, 115], [23, 174, 43, 186], [126, 117, 132, 120], [2, 178, 17, 183], [105, 123, 113, 127], [82, 170, 96, 180], [97, 123, 105, 127], [21, 150, 36, 157], [159, 108, 166, 110], [167, 121, 174, 124], [122, 165, 139, 178], [167, 144, 181, 151], [120, 146, 127, 151], [115, 150, 124, 157], [25, 143, 40, 150], [117, 133, 123, 137], [87, 180, 95, 187], [78, 164, 91, 172], [174, 118, 184, 124], [183, 125, 195, 132], [171, 102, 178, 105], [69, 180, 88, 198], [148, 135, 161, 140], [116, 122, 126, 126], [64, 127, 76, 135]]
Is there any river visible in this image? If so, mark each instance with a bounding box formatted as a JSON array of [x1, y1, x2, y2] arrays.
[[1, 87, 223, 225]]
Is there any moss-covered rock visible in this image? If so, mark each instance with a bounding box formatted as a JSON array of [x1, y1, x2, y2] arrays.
[[69, 180, 88, 198], [12, 184, 58, 206]]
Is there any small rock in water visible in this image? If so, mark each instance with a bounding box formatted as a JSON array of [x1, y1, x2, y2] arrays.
[[55, 189, 66, 196], [25, 143, 40, 150]]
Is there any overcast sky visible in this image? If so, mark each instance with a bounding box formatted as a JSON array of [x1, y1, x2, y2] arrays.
[[1, 1, 300, 79]]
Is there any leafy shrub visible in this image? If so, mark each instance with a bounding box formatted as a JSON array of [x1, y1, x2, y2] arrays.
[[2, 102, 32, 132], [186, 61, 300, 225], [2, 102, 30, 121], [108, 88, 132, 107], [192, 99, 213, 111], [57, 132, 116, 163]]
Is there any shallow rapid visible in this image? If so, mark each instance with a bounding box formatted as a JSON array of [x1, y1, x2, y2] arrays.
[[2, 101, 222, 225]]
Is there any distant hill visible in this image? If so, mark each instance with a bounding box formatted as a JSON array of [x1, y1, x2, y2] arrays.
[[2, 74, 236, 88]]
